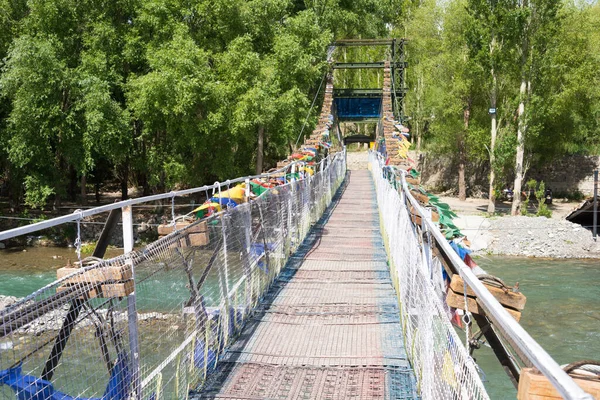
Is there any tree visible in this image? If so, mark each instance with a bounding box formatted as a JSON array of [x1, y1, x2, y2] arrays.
[[466, 0, 521, 212], [511, 0, 562, 215], [404, 0, 489, 200], [401, 0, 444, 152], [0, 0, 404, 210], [126, 26, 214, 190]]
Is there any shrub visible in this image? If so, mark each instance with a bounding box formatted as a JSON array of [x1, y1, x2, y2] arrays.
[[533, 180, 552, 218]]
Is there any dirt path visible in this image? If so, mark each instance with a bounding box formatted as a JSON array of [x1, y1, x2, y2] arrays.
[[346, 150, 369, 170], [437, 196, 580, 220]]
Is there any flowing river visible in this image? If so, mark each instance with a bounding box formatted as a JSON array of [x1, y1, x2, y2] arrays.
[[474, 256, 600, 398], [1, 248, 599, 398]]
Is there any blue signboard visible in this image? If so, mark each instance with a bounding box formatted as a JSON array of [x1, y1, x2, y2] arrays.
[[334, 98, 382, 119]]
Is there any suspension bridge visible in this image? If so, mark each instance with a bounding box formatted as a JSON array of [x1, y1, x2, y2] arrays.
[[0, 39, 597, 400]]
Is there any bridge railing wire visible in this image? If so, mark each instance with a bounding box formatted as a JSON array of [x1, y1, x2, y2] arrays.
[[0, 150, 346, 400], [369, 151, 594, 400]]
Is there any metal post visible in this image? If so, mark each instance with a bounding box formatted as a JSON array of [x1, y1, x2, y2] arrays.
[[242, 204, 253, 308], [291, 162, 296, 183], [219, 212, 231, 344], [592, 170, 599, 240], [421, 207, 433, 279], [290, 162, 298, 249], [122, 205, 141, 399]]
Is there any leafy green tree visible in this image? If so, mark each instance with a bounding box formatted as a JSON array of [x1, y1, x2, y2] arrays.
[[308, 0, 391, 38], [126, 26, 214, 190], [0, 0, 396, 211], [401, 0, 444, 152], [466, 0, 522, 212], [404, 0, 489, 200], [511, 0, 562, 215], [1, 35, 79, 208]]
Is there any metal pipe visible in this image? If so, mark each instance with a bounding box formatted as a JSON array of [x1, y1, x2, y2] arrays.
[[123, 205, 141, 399]]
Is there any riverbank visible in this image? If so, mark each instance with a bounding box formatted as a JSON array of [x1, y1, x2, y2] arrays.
[[441, 196, 600, 258]]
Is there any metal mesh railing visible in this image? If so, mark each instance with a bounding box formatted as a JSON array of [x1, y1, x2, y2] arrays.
[[0, 151, 346, 400], [370, 150, 595, 400], [369, 151, 489, 400]]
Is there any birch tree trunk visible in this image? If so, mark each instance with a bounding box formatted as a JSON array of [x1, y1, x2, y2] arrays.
[[512, 79, 526, 216], [458, 101, 470, 201], [487, 67, 498, 213], [256, 124, 265, 175], [512, 1, 530, 216]]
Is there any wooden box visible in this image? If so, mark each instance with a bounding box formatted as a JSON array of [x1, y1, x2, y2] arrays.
[[57, 264, 134, 299], [57, 264, 132, 284], [517, 367, 600, 399], [446, 274, 526, 321], [157, 220, 207, 236]]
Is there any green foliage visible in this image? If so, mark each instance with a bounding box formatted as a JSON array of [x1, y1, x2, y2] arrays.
[[519, 178, 553, 217], [520, 178, 537, 215], [2, 0, 598, 212], [533, 180, 552, 218], [0, 0, 368, 208], [80, 242, 96, 256], [553, 189, 585, 202], [401, 0, 600, 201], [23, 176, 55, 209]]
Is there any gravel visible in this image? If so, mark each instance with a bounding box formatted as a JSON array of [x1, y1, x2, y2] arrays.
[[481, 216, 600, 258], [0, 295, 19, 311], [342, 152, 600, 259], [346, 151, 369, 170], [0, 295, 175, 336]]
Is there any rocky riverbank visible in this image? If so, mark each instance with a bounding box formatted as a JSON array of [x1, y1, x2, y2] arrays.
[[0, 294, 176, 336], [349, 151, 599, 259], [456, 214, 600, 258]]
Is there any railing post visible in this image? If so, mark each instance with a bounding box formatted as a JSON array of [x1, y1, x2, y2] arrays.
[[420, 205, 434, 280], [122, 205, 141, 399], [344, 147, 347, 171], [242, 201, 253, 309], [290, 162, 296, 183], [219, 207, 231, 344], [287, 165, 294, 254]]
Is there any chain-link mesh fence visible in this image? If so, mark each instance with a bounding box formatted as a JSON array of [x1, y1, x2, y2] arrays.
[[369, 151, 490, 400], [1, 151, 346, 400]]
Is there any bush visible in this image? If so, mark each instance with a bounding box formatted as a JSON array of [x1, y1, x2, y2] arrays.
[[520, 179, 537, 215], [532, 180, 552, 218], [537, 206, 552, 218], [553, 190, 586, 202]]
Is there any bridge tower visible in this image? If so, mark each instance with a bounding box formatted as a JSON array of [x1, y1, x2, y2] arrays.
[[331, 38, 407, 148]]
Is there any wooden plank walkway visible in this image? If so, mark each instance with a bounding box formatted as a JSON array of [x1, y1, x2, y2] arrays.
[[197, 170, 418, 399]]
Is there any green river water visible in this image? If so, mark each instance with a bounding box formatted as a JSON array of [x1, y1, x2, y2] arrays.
[[474, 256, 600, 398], [0, 248, 599, 398]]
